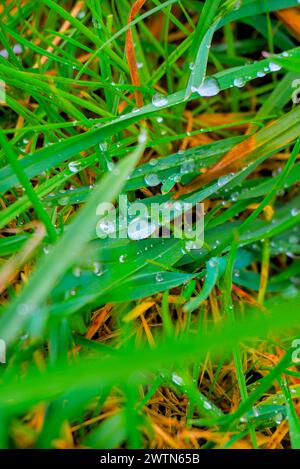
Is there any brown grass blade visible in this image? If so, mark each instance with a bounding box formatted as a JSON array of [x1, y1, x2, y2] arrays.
[[125, 0, 147, 108]]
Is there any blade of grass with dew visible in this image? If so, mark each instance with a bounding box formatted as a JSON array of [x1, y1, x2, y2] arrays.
[[0, 130, 147, 345], [1, 46, 300, 193]]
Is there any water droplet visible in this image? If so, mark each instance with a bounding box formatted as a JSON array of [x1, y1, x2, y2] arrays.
[[185, 240, 199, 251], [14, 44, 23, 55], [152, 93, 168, 107], [276, 189, 285, 197], [172, 373, 184, 385], [155, 272, 164, 283], [144, 173, 160, 187], [99, 142, 108, 152], [272, 167, 283, 177], [93, 262, 103, 276], [274, 412, 283, 425], [233, 77, 245, 88], [0, 49, 8, 59], [269, 62, 281, 72], [58, 196, 69, 205], [119, 254, 127, 263], [180, 159, 195, 174], [257, 71, 265, 78], [68, 161, 81, 173], [193, 78, 220, 97], [217, 173, 235, 187], [149, 158, 158, 167], [204, 401, 212, 410], [233, 0, 241, 9], [213, 240, 220, 248], [72, 267, 81, 278], [98, 219, 116, 235], [208, 258, 218, 268], [138, 130, 147, 144], [107, 161, 115, 172], [291, 208, 300, 216]]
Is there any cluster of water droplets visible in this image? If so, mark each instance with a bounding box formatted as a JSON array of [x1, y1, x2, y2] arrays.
[[180, 159, 195, 174], [231, 61, 282, 89], [0, 43, 23, 59], [217, 172, 235, 188], [240, 407, 285, 427], [70, 261, 104, 281]]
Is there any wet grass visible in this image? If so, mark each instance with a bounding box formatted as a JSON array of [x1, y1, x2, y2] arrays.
[[1, 0, 300, 449]]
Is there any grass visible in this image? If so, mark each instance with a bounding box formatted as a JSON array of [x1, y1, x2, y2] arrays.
[[0, 0, 300, 450]]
